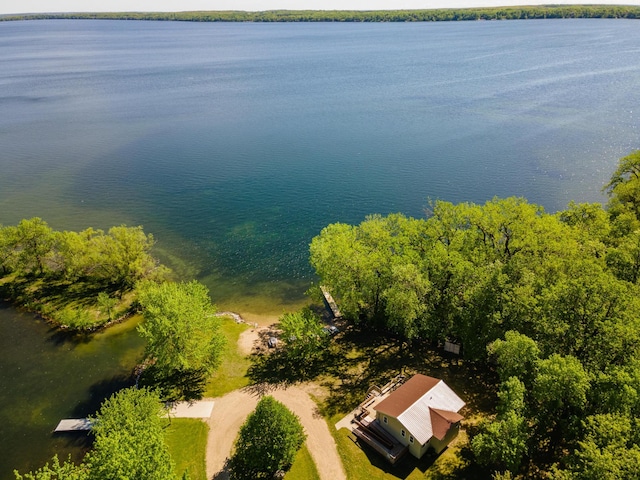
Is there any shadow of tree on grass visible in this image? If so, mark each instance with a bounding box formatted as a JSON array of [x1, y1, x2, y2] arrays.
[[243, 320, 497, 478], [138, 365, 206, 402]]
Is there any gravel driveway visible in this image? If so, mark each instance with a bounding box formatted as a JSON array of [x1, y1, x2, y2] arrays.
[[206, 385, 346, 480]]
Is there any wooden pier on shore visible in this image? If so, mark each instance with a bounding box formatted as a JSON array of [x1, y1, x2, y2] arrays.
[[54, 418, 93, 432], [320, 286, 342, 319], [54, 400, 215, 432]]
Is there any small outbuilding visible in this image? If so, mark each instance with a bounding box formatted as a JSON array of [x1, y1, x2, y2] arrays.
[[373, 374, 465, 459]]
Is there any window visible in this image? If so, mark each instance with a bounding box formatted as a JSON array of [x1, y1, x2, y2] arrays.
[[401, 429, 406, 437], [383, 416, 388, 424], [409, 436, 414, 444]]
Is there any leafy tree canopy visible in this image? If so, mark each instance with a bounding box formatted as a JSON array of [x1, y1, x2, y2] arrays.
[[310, 151, 640, 477], [488, 331, 540, 385], [14, 456, 87, 480], [228, 396, 306, 480], [85, 388, 175, 480], [0, 219, 166, 289], [137, 280, 225, 397], [16, 388, 176, 480]]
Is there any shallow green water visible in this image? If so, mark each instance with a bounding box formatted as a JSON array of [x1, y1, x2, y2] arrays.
[[1, 18, 639, 475], [0, 303, 144, 475]]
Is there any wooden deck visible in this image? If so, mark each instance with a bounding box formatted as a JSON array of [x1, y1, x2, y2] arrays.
[[320, 286, 342, 319], [352, 418, 408, 464]]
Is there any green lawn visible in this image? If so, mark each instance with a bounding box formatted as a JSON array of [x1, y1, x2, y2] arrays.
[[197, 315, 488, 480], [165, 418, 208, 480], [179, 318, 324, 480], [284, 444, 321, 480], [204, 317, 252, 397], [330, 419, 473, 480]]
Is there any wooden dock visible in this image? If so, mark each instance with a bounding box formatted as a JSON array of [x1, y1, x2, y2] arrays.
[[320, 286, 342, 319], [54, 400, 215, 432], [54, 418, 93, 432]]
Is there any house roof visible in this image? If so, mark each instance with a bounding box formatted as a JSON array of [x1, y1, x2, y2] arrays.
[[374, 374, 465, 445], [374, 374, 440, 418], [430, 408, 464, 440]]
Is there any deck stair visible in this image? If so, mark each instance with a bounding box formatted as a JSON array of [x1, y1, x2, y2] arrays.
[[352, 417, 408, 464]]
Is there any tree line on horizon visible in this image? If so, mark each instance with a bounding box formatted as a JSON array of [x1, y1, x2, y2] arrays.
[[2, 5, 640, 23]]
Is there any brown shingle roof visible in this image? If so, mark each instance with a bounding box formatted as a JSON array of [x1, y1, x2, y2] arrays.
[[374, 374, 466, 445], [430, 408, 464, 440], [375, 374, 440, 417]]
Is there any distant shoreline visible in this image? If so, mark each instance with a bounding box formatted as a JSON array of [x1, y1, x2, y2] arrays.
[[2, 5, 640, 22]]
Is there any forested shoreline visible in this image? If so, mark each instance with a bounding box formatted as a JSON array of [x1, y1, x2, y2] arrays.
[[2, 5, 640, 22], [310, 150, 640, 477], [9, 146, 640, 478], [0, 220, 168, 330]]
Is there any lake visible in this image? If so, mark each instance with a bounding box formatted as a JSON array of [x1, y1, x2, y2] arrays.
[[1, 18, 639, 475]]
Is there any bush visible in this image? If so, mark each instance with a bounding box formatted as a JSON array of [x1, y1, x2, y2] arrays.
[[228, 396, 306, 480], [53, 307, 94, 330]]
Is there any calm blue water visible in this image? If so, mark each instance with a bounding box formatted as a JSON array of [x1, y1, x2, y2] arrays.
[[2, 19, 639, 296], [0, 18, 639, 475]]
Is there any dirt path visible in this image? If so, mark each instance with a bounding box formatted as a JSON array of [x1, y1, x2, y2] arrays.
[[206, 390, 258, 480], [237, 326, 275, 356], [206, 385, 346, 480]]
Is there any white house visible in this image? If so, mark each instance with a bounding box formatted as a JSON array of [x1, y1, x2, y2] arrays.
[[373, 374, 465, 458]]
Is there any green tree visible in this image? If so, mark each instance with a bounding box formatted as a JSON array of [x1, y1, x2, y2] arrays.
[[606, 230, 640, 283], [497, 376, 526, 417], [85, 388, 175, 480], [570, 414, 640, 480], [52, 228, 101, 280], [382, 262, 431, 340], [592, 361, 640, 416], [94, 226, 162, 290], [532, 354, 590, 456], [228, 396, 306, 480], [488, 331, 540, 384], [534, 354, 590, 413], [137, 280, 225, 395], [14, 455, 87, 480], [0, 224, 18, 274], [472, 376, 529, 473], [536, 264, 640, 371], [13, 217, 55, 275], [97, 292, 118, 322], [605, 150, 640, 223], [472, 411, 529, 473], [560, 201, 610, 242], [310, 213, 430, 330], [279, 308, 328, 369]]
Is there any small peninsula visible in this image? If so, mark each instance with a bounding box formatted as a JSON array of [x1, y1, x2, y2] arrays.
[[0, 219, 168, 330]]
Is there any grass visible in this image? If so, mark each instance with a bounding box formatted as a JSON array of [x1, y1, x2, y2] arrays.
[[165, 418, 208, 480], [248, 321, 495, 480], [0, 273, 135, 330], [204, 317, 252, 397], [284, 444, 321, 480], [198, 309, 493, 480], [330, 418, 477, 480]]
